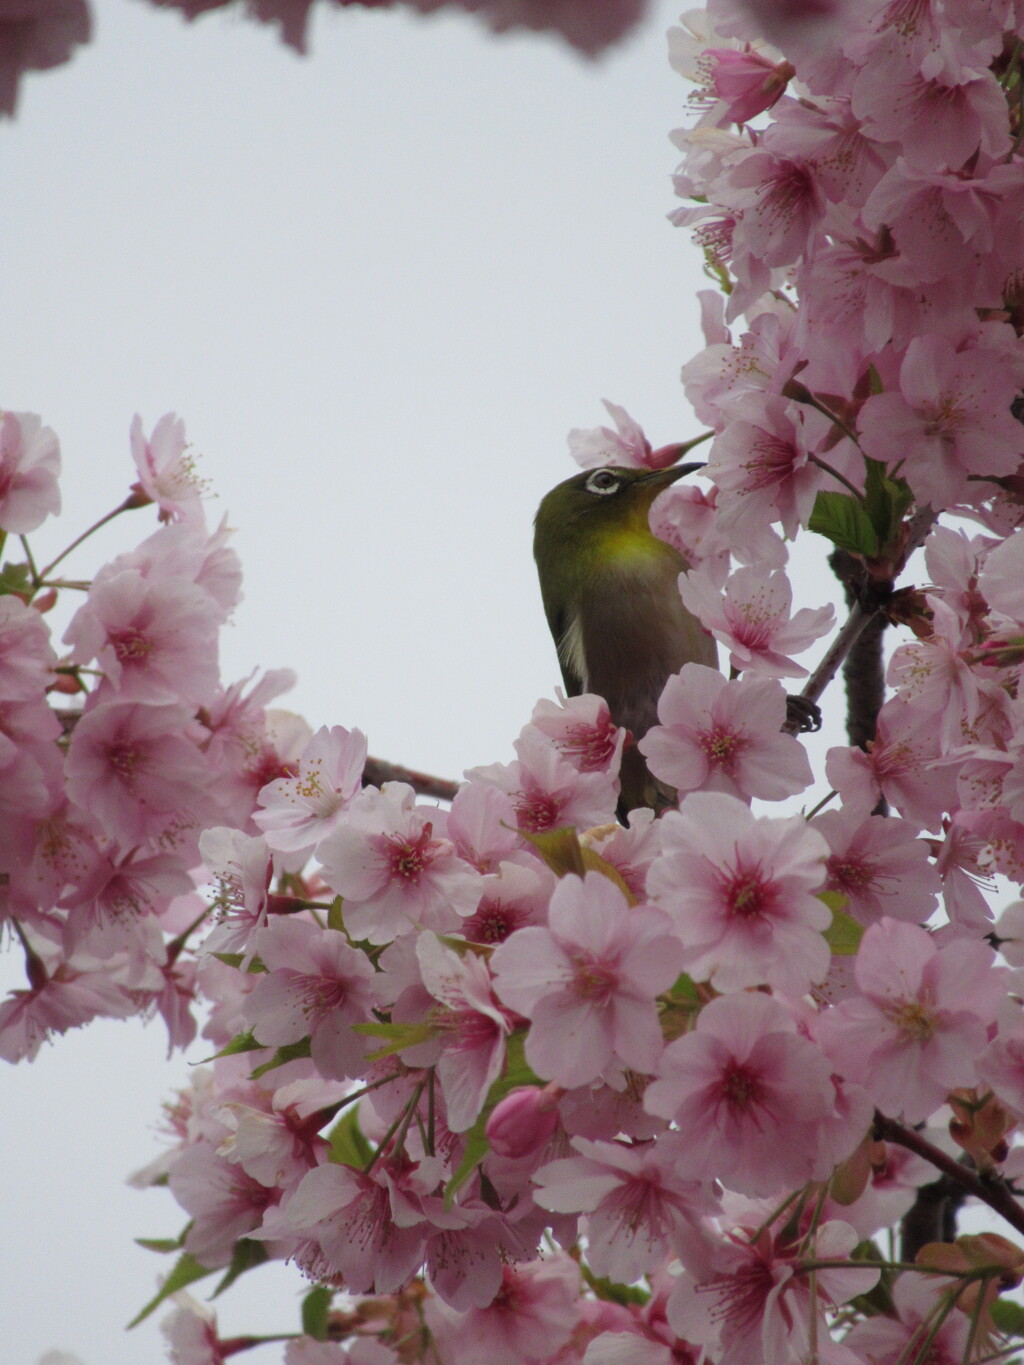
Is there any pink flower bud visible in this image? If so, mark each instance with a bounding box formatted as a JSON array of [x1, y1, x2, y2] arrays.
[[486, 1086, 559, 1158]]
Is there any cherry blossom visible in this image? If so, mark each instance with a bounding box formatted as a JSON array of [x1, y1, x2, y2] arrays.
[[0, 409, 61, 532], [244, 917, 383, 1081], [491, 871, 683, 1088], [679, 562, 834, 678], [639, 663, 812, 801], [645, 991, 844, 1196], [129, 412, 206, 522], [648, 792, 831, 996], [316, 782, 483, 944], [253, 723, 367, 856], [816, 918, 1005, 1122]]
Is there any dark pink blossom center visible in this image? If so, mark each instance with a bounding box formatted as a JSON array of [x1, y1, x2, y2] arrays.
[[105, 741, 144, 781], [515, 786, 562, 832], [295, 972, 349, 1022], [827, 854, 873, 891], [559, 721, 617, 770], [573, 956, 619, 1003], [699, 725, 744, 771], [720, 1061, 764, 1113], [723, 869, 774, 920], [110, 627, 153, 663], [385, 825, 435, 882]]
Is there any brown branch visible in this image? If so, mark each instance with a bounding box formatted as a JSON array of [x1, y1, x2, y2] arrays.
[[362, 757, 460, 803], [782, 505, 937, 737], [53, 708, 461, 803], [874, 1112, 1024, 1243]]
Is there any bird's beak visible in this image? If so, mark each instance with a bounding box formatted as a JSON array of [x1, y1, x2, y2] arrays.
[[639, 461, 706, 492]]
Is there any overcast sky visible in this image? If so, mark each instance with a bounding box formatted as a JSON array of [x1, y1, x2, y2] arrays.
[[0, 4, 852, 1361]]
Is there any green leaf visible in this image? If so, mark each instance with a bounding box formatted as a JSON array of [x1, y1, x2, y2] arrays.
[[580, 1263, 651, 1307], [208, 1029, 264, 1062], [666, 973, 700, 1005], [248, 1036, 312, 1079], [327, 897, 345, 933], [517, 826, 586, 878], [808, 491, 879, 556], [134, 1237, 183, 1254], [0, 561, 32, 597], [823, 902, 864, 957], [301, 1284, 334, 1340], [212, 1237, 268, 1297], [328, 1104, 373, 1169], [127, 1252, 214, 1328], [990, 1298, 1024, 1335], [209, 951, 266, 973], [863, 458, 913, 549], [352, 1020, 437, 1059]]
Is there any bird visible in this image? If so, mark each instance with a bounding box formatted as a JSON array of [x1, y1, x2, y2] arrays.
[[533, 462, 717, 818]]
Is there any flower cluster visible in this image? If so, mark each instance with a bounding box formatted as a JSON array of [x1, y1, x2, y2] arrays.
[[0, 409, 303, 1064], [11, 1, 1024, 1363]]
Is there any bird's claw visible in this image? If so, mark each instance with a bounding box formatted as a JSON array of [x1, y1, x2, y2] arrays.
[[786, 695, 822, 734]]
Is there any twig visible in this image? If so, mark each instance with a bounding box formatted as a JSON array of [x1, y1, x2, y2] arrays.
[[363, 757, 460, 803], [874, 1112, 1024, 1241]]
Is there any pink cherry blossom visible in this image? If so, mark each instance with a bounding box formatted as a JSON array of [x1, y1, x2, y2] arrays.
[[317, 782, 483, 944], [199, 827, 273, 961], [648, 792, 831, 996], [0, 954, 133, 1061], [522, 691, 624, 774], [813, 806, 941, 926], [490, 871, 683, 1088], [275, 1156, 437, 1293], [214, 1078, 340, 1191], [567, 400, 654, 470], [64, 568, 221, 705], [129, 412, 206, 522], [0, 410, 60, 532], [640, 663, 812, 801], [679, 563, 835, 678], [426, 1256, 580, 1363], [169, 1137, 278, 1268], [0, 595, 55, 699], [705, 393, 831, 541], [825, 697, 959, 831], [714, 145, 827, 268], [667, 1215, 877, 1364], [858, 330, 1024, 510], [533, 1136, 715, 1284], [816, 918, 1005, 1123], [467, 736, 618, 834], [244, 917, 383, 1081], [843, 1272, 970, 1365], [64, 700, 213, 851], [460, 860, 552, 945], [416, 931, 513, 1132], [485, 1086, 560, 1159], [253, 724, 367, 855], [645, 992, 841, 1196]]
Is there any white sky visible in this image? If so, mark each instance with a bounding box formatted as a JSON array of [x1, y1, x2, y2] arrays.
[[0, 3, 852, 1361]]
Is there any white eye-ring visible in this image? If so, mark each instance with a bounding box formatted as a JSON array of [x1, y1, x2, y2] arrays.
[[585, 469, 621, 496]]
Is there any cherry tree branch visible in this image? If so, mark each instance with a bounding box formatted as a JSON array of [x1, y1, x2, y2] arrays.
[[874, 1112, 1024, 1242]]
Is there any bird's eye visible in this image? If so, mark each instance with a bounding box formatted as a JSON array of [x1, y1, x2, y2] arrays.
[[585, 470, 621, 496]]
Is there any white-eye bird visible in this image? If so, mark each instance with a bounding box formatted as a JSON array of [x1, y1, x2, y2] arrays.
[[533, 463, 717, 817]]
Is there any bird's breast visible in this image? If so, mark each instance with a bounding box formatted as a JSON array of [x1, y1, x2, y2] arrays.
[[576, 545, 717, 739]]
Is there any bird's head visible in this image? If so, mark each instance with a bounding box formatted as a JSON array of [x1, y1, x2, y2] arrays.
[[533, 462, 704, 568]]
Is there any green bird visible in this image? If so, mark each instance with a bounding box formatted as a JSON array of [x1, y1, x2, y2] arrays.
[[533, 462, 717, 819]]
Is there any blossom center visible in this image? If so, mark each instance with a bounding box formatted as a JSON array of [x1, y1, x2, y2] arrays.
[[720, 1061, 764, 1113], [574, 956, 619, 1002], [724, 869, 772, 919], [385, 826, 435, 881], [888, 998, 935, 1041], [700, 725, 743, 770], [111, 627, 153, 663]]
